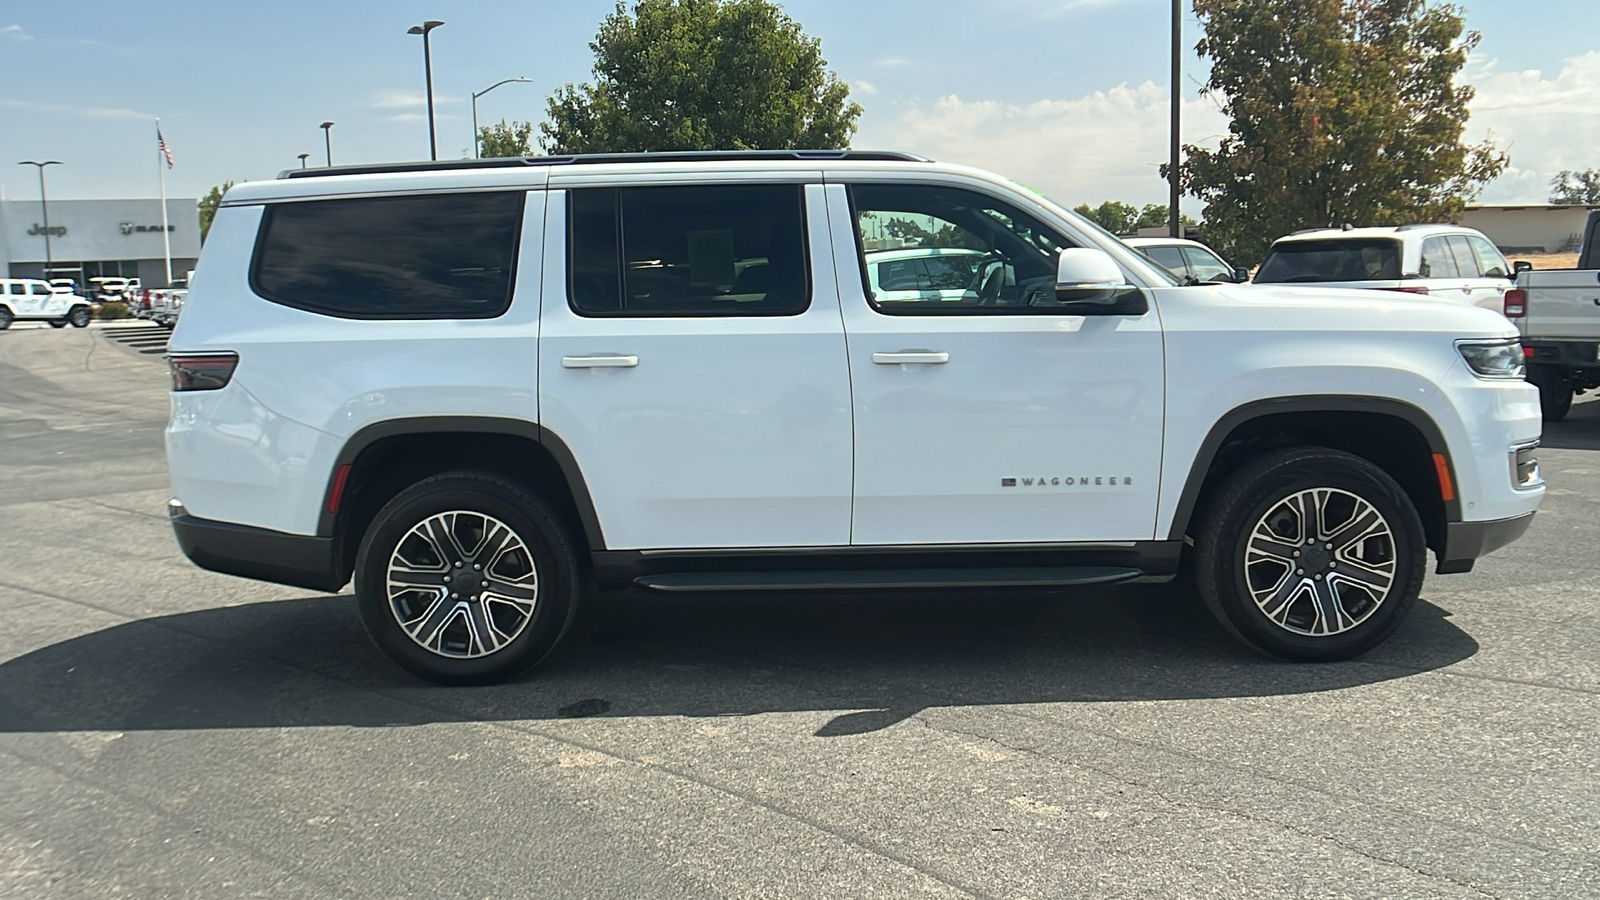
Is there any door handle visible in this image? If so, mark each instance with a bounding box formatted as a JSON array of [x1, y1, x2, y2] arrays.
[[872, 351, 949, 365], [561, 354, 639, 369]]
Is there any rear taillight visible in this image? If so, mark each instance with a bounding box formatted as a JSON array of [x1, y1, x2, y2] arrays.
[[169, 352, 238, 391], [1504, 288, 1526, 318]]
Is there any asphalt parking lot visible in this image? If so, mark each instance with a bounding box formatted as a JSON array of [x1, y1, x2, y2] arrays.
[[1, 322, 1596, 899]]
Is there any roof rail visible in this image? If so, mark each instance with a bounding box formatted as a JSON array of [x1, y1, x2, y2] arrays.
[[1289, 227, 1335, 235], [280, 149, 933, 179], [1394, 223, 1448, 231]]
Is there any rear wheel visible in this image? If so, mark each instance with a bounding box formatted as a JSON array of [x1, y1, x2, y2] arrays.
[[1194, 447, 1426, 661], [68, 306, 92, 328], [1528, 368, 1572, 422], [0, 308, 11, 330], [354, 472, 583, 685]]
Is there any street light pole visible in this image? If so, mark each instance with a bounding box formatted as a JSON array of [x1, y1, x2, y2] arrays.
[[320, 122, 334, 166], [298, 153, 310, 169], [18, 160, 62, 278], [407, 20, 445, 161], [1169, 0, 1182, 238], [471, 77, 534, 158]]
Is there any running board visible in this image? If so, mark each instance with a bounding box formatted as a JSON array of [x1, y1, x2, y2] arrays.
[[632, 566, 1145, 593]]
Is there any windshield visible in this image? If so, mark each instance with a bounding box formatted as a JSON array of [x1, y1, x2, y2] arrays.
[[1255, 239, 1402, 283]]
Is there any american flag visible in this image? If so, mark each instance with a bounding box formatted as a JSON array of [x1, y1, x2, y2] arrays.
[[157, 125, 173, 169]]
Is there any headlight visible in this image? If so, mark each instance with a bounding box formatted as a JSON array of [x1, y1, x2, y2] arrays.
[[1456, 339, 1525, 379]]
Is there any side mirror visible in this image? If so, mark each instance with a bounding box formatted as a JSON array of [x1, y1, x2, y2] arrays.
[[1513, 260, 1533, 274], [1233, 267, 1251, 284], [1054, 248, 1148, 315]]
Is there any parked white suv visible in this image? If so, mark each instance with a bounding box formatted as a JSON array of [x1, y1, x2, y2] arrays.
[[1252, 225, 1515, 313], [0, 278, 93, 329], [166, 151, 1543, 684]]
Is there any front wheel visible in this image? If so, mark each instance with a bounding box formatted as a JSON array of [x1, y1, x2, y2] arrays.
[[1194, 447, 1426, 661], [68, 306, 92, 328], [354, 472, 583, 685]]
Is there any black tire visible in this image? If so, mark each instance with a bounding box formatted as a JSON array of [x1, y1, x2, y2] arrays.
[[354, 472, 583, 685], [1528, 368, 1572, 422], [1193, 447, 1426, 662], [68, 306, 92, 328], [49, 318, 68, 329], [0, 308, 11, 330]]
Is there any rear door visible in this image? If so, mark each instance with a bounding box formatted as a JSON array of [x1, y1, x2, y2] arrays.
[[1419, 236, 1471, 301], [538, 177, 854, 550], [1447, 234, 1508, 313]]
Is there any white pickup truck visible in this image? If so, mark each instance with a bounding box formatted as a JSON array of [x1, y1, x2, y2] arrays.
[[1511, 210, 1600, 420]]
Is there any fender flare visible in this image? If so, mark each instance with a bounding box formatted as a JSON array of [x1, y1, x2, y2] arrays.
[[317, 416, 606, 550], [1165, 395, 1460, 540]]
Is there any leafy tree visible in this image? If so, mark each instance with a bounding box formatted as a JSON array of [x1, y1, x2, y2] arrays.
[[1176, 0, 1507, 264], [1549, 169, 1600, 205], [881, 217, 986, 250], [1072, 201, 1141, 234], [479, 120, 536, 158], [1134, 204, 1199, 230], [197, 180, 234, 244], [541, 0, 862, 154]]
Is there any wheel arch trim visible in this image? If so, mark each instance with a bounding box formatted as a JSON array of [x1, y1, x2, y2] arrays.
[[316, 416, 606, 550], [1165, 395, 1460, 541]]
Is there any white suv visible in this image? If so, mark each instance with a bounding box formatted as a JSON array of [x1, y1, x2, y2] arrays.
[[0, 278, 93, 329], [1252, 224, 1515, 312], [166, 151, 1543, 684]]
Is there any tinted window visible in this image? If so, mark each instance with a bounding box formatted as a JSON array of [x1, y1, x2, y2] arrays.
[[851, 183, 1079, 314], [30, 283, 51, 295], [876, 259, 923, 292], [252, 192, 524, 319], [1142, 246, 1187, 274], [1420, 237, 1459, 278], [1466, 235, 1507, 278], [567, 184, 809, 316], [1255, 240, 1402, 283], [1182, 247, 1233, 282], [1446, 235, 1482, 277]]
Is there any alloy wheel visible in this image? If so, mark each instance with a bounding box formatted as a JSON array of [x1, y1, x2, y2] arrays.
[[386, 510, 539, 659], [1244, 488, 1397, 637]]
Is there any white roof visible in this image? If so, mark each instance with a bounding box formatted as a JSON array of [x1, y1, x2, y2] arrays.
[[1124, 237, 1212, 250], [1272, 224, 1469, 243]]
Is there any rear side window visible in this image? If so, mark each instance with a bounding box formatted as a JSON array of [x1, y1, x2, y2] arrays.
[[251, 191, 525, 319], [1466, 235, 1507, 277], [1142, 246, 1187, 274], [1254, 239, 1402, 283], [567, 184, 810, 317], [1419, 237, 1460, 278]]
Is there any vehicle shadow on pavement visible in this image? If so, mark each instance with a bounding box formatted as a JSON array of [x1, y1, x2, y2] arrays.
[[0, 581, 1479, 736], [1541, 397, 1600, 451]]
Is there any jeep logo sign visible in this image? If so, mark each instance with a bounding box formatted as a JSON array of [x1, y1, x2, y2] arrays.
[[27, 223, 67, 237]]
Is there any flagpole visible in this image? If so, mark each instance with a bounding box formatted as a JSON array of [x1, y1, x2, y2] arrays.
[[157, 119, 173, 285]]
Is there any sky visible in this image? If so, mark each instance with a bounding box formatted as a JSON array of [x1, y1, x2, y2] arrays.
[[1, 0, 1596, 216]]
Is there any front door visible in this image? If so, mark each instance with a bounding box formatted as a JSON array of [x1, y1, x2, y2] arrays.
[[538, 179, 854, 550], [825, 182, 1166, 546]]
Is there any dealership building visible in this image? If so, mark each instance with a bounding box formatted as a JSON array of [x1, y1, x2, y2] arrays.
[[0, 197, 200, 288]]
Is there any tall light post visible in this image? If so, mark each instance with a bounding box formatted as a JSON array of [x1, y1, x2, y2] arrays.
[[320, 121, 335, 166], [406, 20, 445, 161], [472, 77, 533, 158], [1169, 0, 1182, 238], [18, 160, 62, 278], [297, 153, 310, 169]]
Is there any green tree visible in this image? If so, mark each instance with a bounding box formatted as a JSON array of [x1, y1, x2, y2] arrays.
[[1177, 0, 1507, 264], [479, 120, 536, 158], [1072, 201, 1141, 234], [1134, 204, 1199, 230], [197, 180, 234, 244], [541, 0, 862, 154], [881, 217, 987, 250], [1549, 169, 1600, 205]]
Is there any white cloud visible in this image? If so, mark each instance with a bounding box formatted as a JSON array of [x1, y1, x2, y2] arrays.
[[853, 80, 878, 96], [863, 81, 1226, 210], [2, 24, 33, 41], [0, 98, 151, 120], [373, 89, 427, 109], [1465, 51, 1600, 203], [873, 58, 909, 68]]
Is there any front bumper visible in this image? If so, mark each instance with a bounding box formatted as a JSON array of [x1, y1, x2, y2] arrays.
[[171, 508, 346, 593], [1435, 512, 1536, 574]]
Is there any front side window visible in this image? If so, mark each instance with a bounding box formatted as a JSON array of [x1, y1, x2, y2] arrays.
[[1466, 235, 1508, 278], [1141, 246, 1187, 276], [567, 184, 809, 317], [30, 283, 51, 295], [850, 183, 1081, 314], [1254, 239, 1402, 283], [251, 191, 525, 319], [1182, 247, 1233, 282]]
